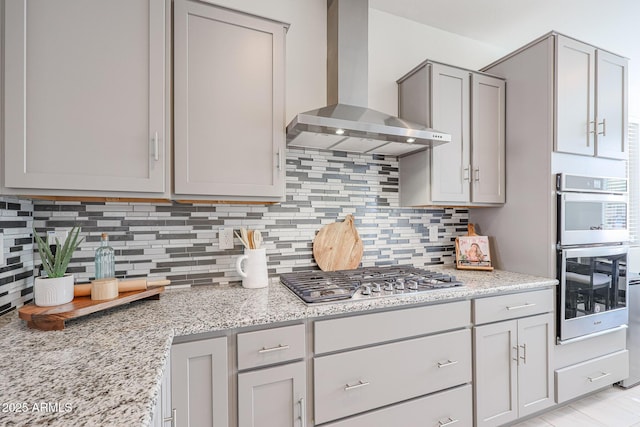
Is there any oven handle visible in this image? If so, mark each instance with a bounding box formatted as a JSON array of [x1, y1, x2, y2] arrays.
[[557, 325, 627, 345]]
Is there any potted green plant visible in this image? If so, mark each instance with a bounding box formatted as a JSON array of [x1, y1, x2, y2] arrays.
[[33, 225, 84, 306]]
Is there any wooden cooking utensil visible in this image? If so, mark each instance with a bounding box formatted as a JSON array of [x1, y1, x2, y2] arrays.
[[253, 230, 263, 249], [312, 214, 364, 271], [248, 230, 255, 249]]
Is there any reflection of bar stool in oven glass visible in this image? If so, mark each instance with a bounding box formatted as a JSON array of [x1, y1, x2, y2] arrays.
[[566, 271, 611, 315]]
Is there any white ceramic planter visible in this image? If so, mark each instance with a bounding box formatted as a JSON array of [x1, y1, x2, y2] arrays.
[[34, 274, 74, 306]]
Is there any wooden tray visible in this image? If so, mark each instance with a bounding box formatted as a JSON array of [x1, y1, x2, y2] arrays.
[[18, 287, 164, 331]]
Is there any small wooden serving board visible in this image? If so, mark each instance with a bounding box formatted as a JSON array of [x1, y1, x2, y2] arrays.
[[18, 287, 164, 331], [313, 214, 364, 271]]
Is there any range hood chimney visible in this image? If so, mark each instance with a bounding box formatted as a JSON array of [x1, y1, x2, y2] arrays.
[[286, 0, 451, 156]]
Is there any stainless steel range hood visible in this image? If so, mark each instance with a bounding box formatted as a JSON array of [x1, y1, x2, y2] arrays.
[[286, 0, 450, 156]]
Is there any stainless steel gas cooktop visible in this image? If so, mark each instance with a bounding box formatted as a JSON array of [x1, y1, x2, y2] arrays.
[[280, 265, 463, 305]]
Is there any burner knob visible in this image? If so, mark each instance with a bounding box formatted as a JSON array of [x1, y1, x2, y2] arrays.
[[361, 285, 371, 296], [396, 282, 405, 290], [384, 282, 394, 292], [372, 283, 381, 293]]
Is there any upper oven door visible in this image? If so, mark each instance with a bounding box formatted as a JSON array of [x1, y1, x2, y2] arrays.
[[558, 192, 629, 246]]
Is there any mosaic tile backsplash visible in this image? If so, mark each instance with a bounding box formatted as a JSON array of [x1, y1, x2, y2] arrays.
[[1, 148, 469, 313]]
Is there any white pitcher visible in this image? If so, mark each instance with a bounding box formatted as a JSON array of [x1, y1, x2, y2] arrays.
[[235, 248, 268, 289]]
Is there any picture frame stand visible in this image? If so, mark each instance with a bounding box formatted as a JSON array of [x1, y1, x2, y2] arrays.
[[455, 224, 494, 271]]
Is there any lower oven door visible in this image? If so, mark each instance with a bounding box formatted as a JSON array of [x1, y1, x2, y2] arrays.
[[558, 245, 629, 342]]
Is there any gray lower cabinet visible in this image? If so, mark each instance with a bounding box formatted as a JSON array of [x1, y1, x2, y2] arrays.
[[173, 0, 287, 201], [171, 336, 229, 427], [237, 361, 306, 427], [474, 312, 554, 427], [323, 384, 472, 427], [313, 300, 472, 425], [4, 0, 166, 194], [152, 355, 173, 427]]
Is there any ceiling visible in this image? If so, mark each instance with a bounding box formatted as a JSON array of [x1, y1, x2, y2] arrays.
[[369, 0, 639, 59]]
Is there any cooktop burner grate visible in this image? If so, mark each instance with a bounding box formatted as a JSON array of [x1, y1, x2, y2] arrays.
[[280, 265, 463, 304]]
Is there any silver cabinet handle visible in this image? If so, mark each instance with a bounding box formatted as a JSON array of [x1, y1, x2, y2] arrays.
[[474, 168, 480, 182], [152, 131, 159, 161], [298, 397, 306, 427], [438, 417, 460, 427], [519, 343, 527, 364], [506, 303, 536, 310], [258, 344, 290, 354], [588, 372, 611, 382], [344, 380, 370, 391], [463, 165, 470, 182], [437, 360, 459, 368], [588, 120, 596, 135], [598, 118, 607, 136], [276, 149, 283, 171], [512, 345, 519, 363], [163, 408, 176, 427]]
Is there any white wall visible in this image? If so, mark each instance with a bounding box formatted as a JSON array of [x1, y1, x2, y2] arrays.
[[368, 9, 508, 116], [200, 0, 327, 124]]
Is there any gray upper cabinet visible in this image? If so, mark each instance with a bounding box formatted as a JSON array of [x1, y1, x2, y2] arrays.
[[398, 61, 505, 206], [555, 35, 628, 159], [471, 73, 506, 204], [4, 0, 166, 193], [173, 0, 286, 200]]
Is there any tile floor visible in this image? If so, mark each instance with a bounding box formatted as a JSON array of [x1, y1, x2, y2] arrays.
[[512, 385, 640, 426]]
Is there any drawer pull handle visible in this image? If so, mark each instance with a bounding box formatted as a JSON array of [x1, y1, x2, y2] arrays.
[[588, 372, 611, 382], [437, 360, 459, 368], [258, 344, 290, 354], [438, 417, 460, 427], [344, 380, 370, 391], [506, 303, 536, 310]]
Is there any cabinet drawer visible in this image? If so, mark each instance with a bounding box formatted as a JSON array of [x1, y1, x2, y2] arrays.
[[473, 288, 554, 325], [324, 384, 472, 427], [314, 329, 471, 424], [315, 300, 470, 354], [555, 350, 629, 403], [237, 324, 305, 370]]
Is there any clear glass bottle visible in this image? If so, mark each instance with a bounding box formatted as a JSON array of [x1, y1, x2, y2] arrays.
[[95, 233, 115, 279]]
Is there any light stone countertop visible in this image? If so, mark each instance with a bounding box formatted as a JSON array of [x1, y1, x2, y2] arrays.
[[0, 265, 557, 427]]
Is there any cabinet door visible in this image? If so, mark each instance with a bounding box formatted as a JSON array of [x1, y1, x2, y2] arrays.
[[555, 35, 596, 156], [173, 0, 285, 199], [152, 355, 173, 427], [595, 50, 628, 159], [430, 63, 471, 203], [474, 320, 518, 427], [517, 313, 554, 418], [172, 337, 229, 427], [4, 0, 165, 192], [238, 361, 306, 427], [471, 74, 505, 204]]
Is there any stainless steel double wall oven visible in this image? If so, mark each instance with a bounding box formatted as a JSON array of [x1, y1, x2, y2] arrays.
[[556, 174, 629, 342]]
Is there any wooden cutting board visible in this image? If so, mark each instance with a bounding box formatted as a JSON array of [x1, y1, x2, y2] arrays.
[[313, 214, 364, 271]]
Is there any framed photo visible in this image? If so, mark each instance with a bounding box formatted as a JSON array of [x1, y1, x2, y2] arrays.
[[456, 235, 494, 271]]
